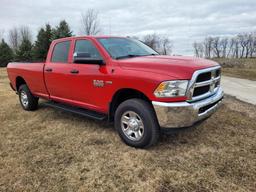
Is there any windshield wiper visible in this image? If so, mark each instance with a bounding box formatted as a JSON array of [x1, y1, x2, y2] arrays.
[[145, 53, 159, 56], [115, 54, 158, 60], [115, 54, 143, 60]]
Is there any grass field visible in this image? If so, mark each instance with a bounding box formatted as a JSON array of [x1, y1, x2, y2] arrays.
[[212, 58, 256, 81], [0, 68, 255, 191]]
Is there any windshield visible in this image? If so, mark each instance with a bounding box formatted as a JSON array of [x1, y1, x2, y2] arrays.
[[97, 37, 159, 59]]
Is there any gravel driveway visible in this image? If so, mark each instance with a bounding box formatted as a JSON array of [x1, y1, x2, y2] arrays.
[[221, 76, 256, 105]]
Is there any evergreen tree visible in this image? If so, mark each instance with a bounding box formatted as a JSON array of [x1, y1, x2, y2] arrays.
[[0, 39, 13, 67], [16, 39, 33, 61], [52, 20, 72, 40], [33, 24, 52, 61]]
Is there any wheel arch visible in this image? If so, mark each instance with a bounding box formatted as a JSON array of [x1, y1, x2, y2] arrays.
[[16, 76, 27, 91], [109, 88, 152, 121]]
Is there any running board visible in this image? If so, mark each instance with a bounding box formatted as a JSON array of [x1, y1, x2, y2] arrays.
[[42, 101, 107, 121]]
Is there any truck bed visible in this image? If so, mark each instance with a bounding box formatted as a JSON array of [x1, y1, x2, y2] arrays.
[[7, 62, 49, 98]]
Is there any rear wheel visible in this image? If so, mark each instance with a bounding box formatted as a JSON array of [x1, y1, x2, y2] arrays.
[[18, 84, 38, 111], [115, 99, 160, 148]]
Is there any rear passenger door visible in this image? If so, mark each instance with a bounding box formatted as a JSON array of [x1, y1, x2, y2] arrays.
[[44, 40, 75, 103]]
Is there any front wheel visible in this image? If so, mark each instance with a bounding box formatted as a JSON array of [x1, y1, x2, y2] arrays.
[[18, 84, 38, 111], [115, 99, 160, 148]]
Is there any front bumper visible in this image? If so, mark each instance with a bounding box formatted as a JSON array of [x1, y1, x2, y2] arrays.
[[152, 88, 224, 128]]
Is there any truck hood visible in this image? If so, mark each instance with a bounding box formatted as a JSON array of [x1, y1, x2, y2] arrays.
[[117, 55, 219, 79]]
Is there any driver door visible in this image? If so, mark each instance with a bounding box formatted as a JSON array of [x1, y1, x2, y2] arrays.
[[69, 39, 107, 111]]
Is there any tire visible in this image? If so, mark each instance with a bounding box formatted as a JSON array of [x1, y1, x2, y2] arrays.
[[115, 98, 160, 148], [18, 84, 38, 111]]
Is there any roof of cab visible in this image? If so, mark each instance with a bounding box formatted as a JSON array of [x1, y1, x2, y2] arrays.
[[52, 35, 126, 43]]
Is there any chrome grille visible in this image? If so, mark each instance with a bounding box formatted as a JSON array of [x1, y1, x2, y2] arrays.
[[187, 66, 221, 102]]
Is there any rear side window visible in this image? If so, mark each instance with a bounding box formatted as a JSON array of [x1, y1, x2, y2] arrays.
[[74, 40, 102, 59], [51, 41, 71, 63]]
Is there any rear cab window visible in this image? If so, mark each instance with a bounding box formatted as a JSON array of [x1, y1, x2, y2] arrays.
[[51, 41, 71, 63]]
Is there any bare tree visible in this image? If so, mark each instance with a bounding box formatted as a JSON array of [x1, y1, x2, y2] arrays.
[[203, 37, 214, 58], [238, 34, 250, 58], [226, 38, 234, 58], [198, 43, 204, 58], [142, 34, 173, 55], [234, 37, 240, 58], [8, 27, 20, 50], [192, 31, 256, 58], [160, 36, 172, 55], [193, 42, 204, 57], [212, 37, 221, 58], [80, 9, 101, 35], [248, 33, 255, 57], [250, 32, 256, 57], [19, 26, 32, 42], [143, 33, 160, 51], [244, 33, 254, 58], [220, 38, 228, 58], [193, 42, 200, 57]]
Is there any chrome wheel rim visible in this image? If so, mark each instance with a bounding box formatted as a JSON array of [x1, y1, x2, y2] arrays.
[[20, 91, 29, 107], [121, 111, 144, 141]]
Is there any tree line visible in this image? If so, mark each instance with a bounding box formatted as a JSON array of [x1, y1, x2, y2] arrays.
[[0, 20, 72, 67], [0, 9, 173, 67], [193, 32, 256, 58], [0, 9, 103, 67], [1, 8, 256, 67], [142, 33, 173, 55]]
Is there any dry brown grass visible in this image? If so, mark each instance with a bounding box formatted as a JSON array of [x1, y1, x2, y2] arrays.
[[212, 58, 256, 80], [0, 68, 255, 192]]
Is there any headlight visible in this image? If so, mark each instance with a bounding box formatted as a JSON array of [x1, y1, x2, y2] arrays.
[[154, 80, 188, 98]]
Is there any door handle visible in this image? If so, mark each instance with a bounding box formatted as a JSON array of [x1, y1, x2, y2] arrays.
[[70, 69, 79, 74], [45, 68, 52, 72]]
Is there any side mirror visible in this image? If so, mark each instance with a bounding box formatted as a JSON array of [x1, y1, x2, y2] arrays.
[[73, 52, 105, 65]]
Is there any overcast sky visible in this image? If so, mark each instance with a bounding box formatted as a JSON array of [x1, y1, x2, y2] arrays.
[[1, 0, 256, 55]]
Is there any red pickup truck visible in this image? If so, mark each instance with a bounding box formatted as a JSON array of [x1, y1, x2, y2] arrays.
[[7, 36, 223, 148]]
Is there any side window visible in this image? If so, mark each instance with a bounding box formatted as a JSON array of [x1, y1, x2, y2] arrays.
[[74, 40, 102, 59], [51, 41, 71, 63]]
